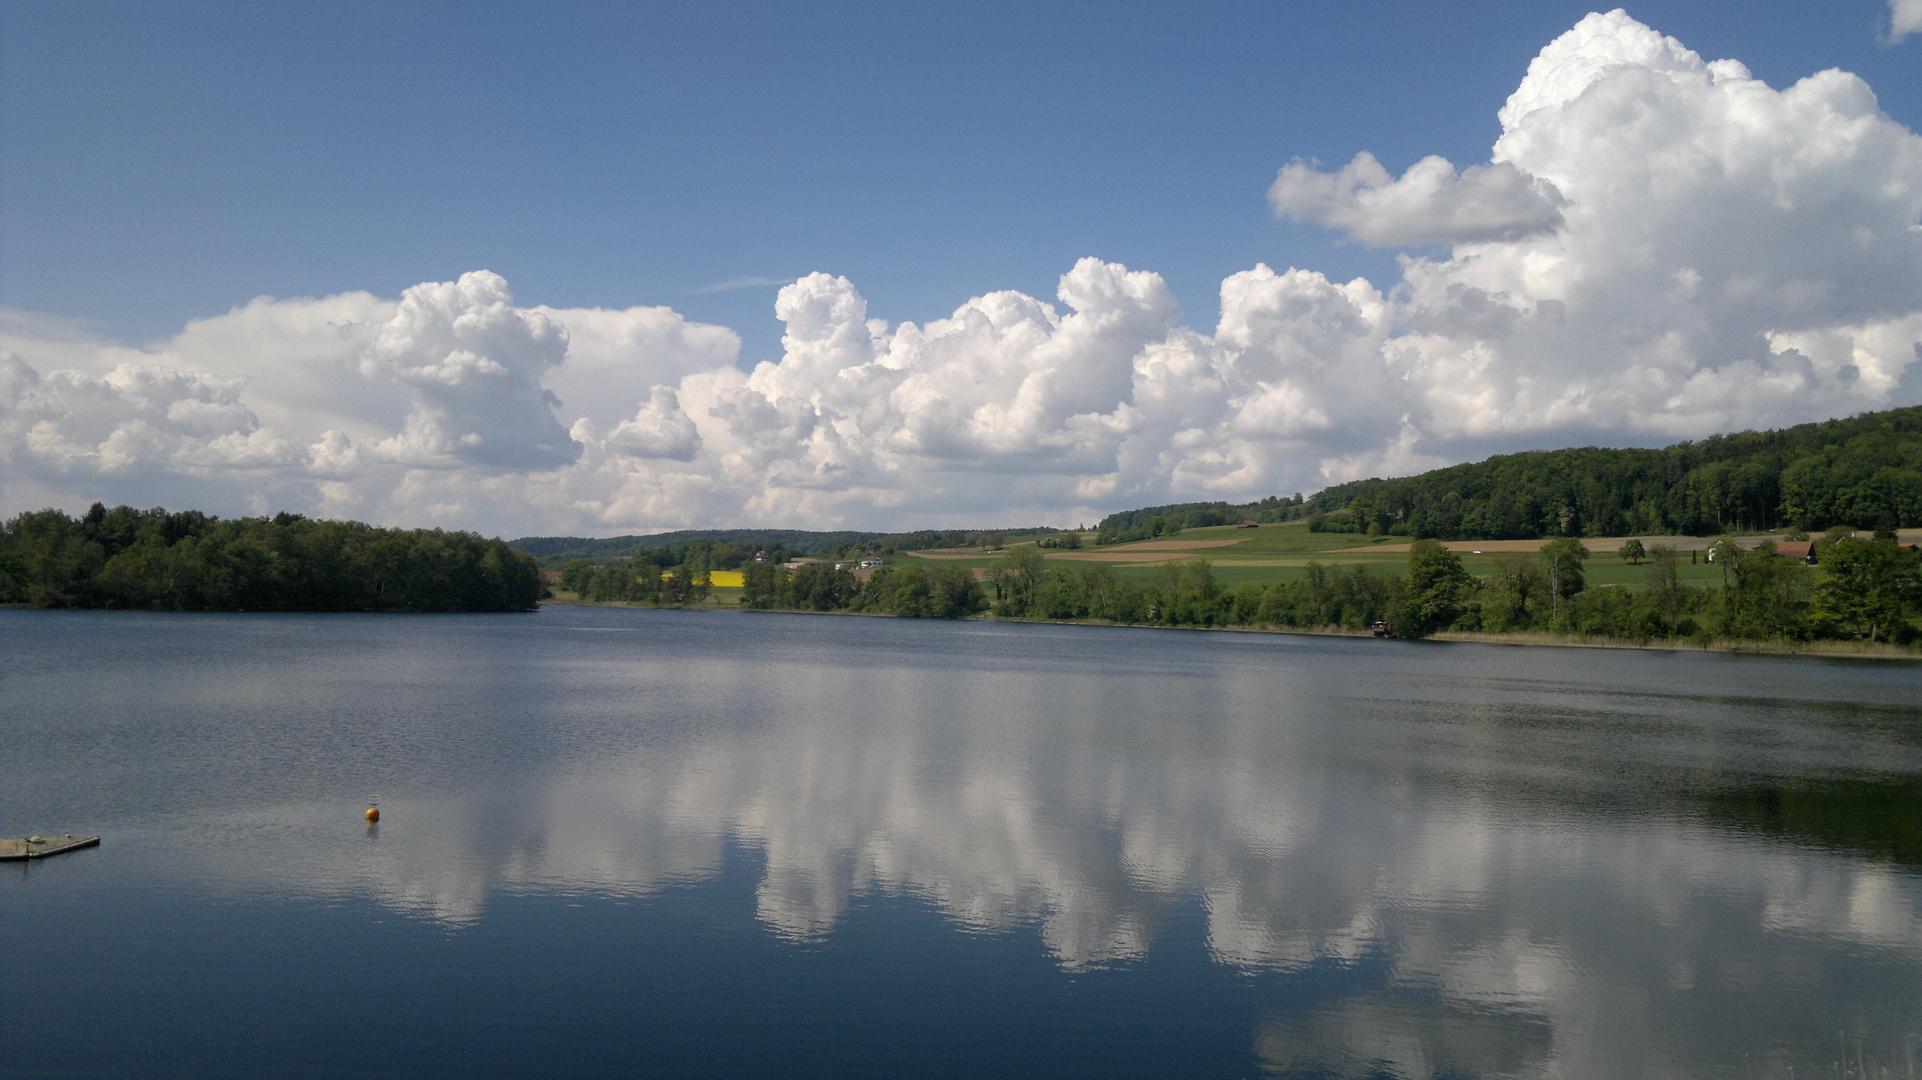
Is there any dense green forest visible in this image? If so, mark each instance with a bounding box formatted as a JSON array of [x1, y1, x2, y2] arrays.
[[1097, 404, 1922, 543], [0, 504, 541, 612]]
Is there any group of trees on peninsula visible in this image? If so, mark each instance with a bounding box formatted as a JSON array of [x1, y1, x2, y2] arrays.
[[0, 503, 541, 612], [1097, 404, 1922, 542]]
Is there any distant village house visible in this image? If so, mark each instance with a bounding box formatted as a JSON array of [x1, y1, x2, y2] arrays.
[[1774, 540, 1816, 564]]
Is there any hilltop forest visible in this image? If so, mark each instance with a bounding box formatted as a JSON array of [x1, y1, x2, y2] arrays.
[[0, 504, 541, 612], [509, 526, 1067, 567], [1096, 405, 1922, 543]]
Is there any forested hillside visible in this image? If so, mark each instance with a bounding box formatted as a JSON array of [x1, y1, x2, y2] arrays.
[[510, 526, 1062, 565], [511, 529, 886, 561], [1098, 405, 1922, 542], [0, 504, 541, 611]]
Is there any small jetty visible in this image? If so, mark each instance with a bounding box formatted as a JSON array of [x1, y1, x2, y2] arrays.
[[1, 835, 100, 861]]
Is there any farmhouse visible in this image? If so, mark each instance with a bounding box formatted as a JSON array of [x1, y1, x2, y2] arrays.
[[1774, 540, 1816, 564]]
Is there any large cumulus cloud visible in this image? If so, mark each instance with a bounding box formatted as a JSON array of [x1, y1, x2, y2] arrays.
[[357, 271, 579, 470], [1284, 8, 1922, 446], [3, 9, 1920, 535], [0, 272, 736, 530]]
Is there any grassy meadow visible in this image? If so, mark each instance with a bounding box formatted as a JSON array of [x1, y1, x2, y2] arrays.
[[896, 520, 1740, 591]]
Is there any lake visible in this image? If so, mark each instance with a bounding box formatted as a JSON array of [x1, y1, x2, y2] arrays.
[[3, 606, 1919, 1079]]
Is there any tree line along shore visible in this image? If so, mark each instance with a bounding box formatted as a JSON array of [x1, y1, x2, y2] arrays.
[[5, 503, 1917, 651], [0, 504, 541, 612], [554, 527, 1920, 652]]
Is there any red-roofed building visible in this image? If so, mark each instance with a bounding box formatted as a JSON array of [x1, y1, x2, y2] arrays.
[[1774, 541, 1816, 564]]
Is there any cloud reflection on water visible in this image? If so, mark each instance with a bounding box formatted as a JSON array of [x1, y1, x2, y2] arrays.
[[240, 673, 1919, 1076], [14, 610, 1920, 1077], [216, 639, 1921, 945]]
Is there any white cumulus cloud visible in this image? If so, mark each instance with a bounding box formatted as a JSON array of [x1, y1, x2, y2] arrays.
[[358, 271, 580, 470], [2, 10, 1920, 536], [0, 353, 303, 478], [1892, 0, 1922, 42], [603, 387, 702, 462], [1384, 8, 1922, 442], [1270, 152, 1566, 246], [534, 303, 740, 434]]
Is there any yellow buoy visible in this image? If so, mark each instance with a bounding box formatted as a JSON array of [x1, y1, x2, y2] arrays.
[[365, 806, 380, 823]]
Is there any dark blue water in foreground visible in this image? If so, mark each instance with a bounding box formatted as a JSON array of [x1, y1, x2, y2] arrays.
[[3, 607, 1919, 1079]]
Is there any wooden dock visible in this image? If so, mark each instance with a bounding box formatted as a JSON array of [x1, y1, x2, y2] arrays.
[[0, 835, 100, 861]]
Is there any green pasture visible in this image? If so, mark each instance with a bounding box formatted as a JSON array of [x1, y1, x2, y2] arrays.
[[898, 520, 1736, 592], [1198, 553, 1723, 591], [894, 554, 1000, 571], [1157, 522, 1395, 557], [1583, 559, 1724, 589]]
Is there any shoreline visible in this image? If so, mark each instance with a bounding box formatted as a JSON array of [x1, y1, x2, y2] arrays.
[[536, 598, 1922, 660], [12, 598, 1915, 659], [1422, 629, 1922, 659]]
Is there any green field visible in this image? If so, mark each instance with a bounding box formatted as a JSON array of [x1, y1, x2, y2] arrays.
[[897, 521, 1734, 592], [548, 523, 1747, 601]]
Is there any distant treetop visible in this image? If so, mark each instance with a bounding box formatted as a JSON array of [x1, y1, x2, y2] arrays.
[[1097, 405, 1922, 542]]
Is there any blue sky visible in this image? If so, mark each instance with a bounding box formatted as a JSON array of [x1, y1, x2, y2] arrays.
[[2, 3, 1920, 535], [8, 1, 1915, 359]]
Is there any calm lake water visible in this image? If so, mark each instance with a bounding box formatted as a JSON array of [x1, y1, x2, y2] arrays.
[[3, 607, 1919, 1079]]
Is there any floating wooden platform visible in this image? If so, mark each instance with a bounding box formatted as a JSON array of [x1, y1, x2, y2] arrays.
[[0, 835, 100, 861]]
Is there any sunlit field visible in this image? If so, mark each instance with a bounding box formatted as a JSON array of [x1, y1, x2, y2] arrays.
[[898, 521, 1741, 591]]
